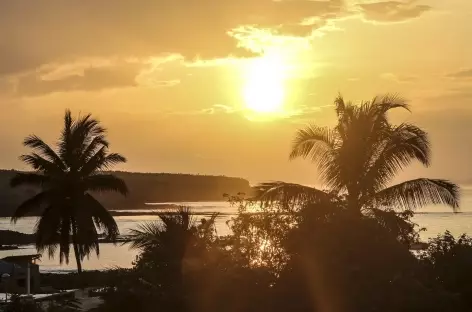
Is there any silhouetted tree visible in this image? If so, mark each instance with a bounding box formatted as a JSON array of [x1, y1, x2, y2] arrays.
[[127, 207, 218, 308], [273, 202, 459, 312], [258, 95, 459, 214], [10, 110, 128, 273], [420, 231, 472, 309]]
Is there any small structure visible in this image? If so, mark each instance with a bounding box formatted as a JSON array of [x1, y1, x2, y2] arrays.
[[0, 254, 41, 294]]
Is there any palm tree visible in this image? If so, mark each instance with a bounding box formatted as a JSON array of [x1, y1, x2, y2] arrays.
[[128, 207, 197, 253], [10, 110, 128, 273], [128, 207, 217, 293], [128, 207, 217, 264], [257, 95, 459, 213]]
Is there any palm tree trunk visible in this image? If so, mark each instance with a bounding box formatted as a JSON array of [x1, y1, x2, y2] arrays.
[[71, 224, 83, 274]]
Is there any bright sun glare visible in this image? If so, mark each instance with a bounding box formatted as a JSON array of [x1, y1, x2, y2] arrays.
[[243, 53, 286, 114]]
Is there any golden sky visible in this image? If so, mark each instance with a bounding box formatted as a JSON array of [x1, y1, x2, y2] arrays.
[[0, 0, 471, 185]]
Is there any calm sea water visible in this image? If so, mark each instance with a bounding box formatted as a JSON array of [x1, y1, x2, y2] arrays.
[[1, 189, 472, 273]]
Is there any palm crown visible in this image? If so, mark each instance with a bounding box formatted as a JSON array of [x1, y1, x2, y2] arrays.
[[10, 110, 128, 273], [258, 95, 459, 212]]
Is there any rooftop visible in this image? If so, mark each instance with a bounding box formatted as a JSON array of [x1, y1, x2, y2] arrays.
[[2, 254, 41, 264]]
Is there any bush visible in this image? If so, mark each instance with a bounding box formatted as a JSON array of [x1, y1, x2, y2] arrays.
[[420, 231, 472, 309]]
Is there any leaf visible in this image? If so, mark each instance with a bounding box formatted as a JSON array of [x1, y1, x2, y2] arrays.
[[370, 178, 460, 211], [23, 135, 65, 169], [10, 172, 49, 188], [255, 181, 332, 206], [84, 174, 128, 195], [11, 191, 50, 223], [83, 194, 120, 240]]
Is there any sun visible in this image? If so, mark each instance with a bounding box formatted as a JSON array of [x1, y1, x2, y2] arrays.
[[242, 53, 286, 114]]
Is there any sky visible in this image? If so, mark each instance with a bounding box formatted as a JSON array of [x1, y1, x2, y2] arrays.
[[0, 0, 471, 186]]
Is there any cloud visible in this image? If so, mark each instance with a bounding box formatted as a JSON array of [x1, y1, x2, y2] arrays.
[[447, 68, 472, 79], [358, 1, 431, 23], [165, 104, 239, 117], [201, 104, 237, 115], [420, 87, 472, 110], [15, 62, 144, 96], [380, 72, 417, 83], [0, 55, 185, 96], [0, 0, 345, 77], [0, 78, 15, 97], [149, 80, 181, 88]]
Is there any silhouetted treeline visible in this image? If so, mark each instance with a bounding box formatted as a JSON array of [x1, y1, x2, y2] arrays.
[[0, 170, 251, 216], [38, 199, 472, 312]]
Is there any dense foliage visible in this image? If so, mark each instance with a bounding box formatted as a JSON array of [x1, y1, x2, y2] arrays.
[[88, 96, 464, 312], [85, 199, 472, 312], [4, 97, 470, 311]]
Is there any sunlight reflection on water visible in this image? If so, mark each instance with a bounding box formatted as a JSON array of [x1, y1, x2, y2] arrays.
[[1, 195, 471, 272]]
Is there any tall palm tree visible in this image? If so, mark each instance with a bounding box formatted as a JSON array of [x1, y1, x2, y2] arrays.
[[10, 110, 128, 273], [257, 95, 459, 213]]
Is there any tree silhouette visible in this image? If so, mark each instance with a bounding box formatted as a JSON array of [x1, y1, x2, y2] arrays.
[[257, 95, 459, 213], [128, 207, 218, 271], [10, 110, 128, 273], [127, 207, 217, 310]]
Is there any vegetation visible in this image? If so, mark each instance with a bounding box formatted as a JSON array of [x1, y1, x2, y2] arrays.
[[4, 96, 472, 311], [0, 230, 35, 245], [87, 201, 471, 312], [3, 294, 81, 312], [257, 95, 459, 213], [10, 110, 128, 273], [86, 96, 464, 312]]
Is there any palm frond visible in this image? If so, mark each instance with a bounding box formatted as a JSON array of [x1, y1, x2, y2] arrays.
[[34, 206, 63, 260], [80, 148, 127, 175], [19, 153, 63, 174], [289, 125, 337, 161], [255, 181, 332, 206], [334, 94, 346, 119], [362, 123, 431, 193], [101, 153, 127, 168], [159, 206, 196, 232], [23, 135, 65, 169], [73, 212, 101, 259], [372, 94, 411, 113], [127, 221, 163, 250], [59, 110, 73, 166], [59, 110, 107, 169], [127, 207, 196, 250], [10, 172, 49, 188], [370, 178, 460, 211], [289, 124, 343, 190], [59, 216, 72, 264], [80, 135, 109, 163], [71, 113, 107, 140], [11, 191, 50, 223], [84, 174, 128, 195], [83, 194, 120, 240]]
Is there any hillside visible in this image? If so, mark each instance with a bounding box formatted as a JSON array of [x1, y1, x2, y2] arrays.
[[0, 170, 252, 217]]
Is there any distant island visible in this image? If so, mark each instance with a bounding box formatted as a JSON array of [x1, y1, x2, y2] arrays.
[[0, 170, 252, 217]]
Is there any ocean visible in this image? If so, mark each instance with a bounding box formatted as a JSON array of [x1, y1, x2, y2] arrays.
[[1, 189, 471, 273]]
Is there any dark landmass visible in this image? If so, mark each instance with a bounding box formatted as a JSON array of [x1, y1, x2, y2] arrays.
[[0, 170, 252, 217], [0, 230, 35, 245], [0, 229, 130, 247], [0, 245, 19, 250], [109, 209, 234, 217]]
